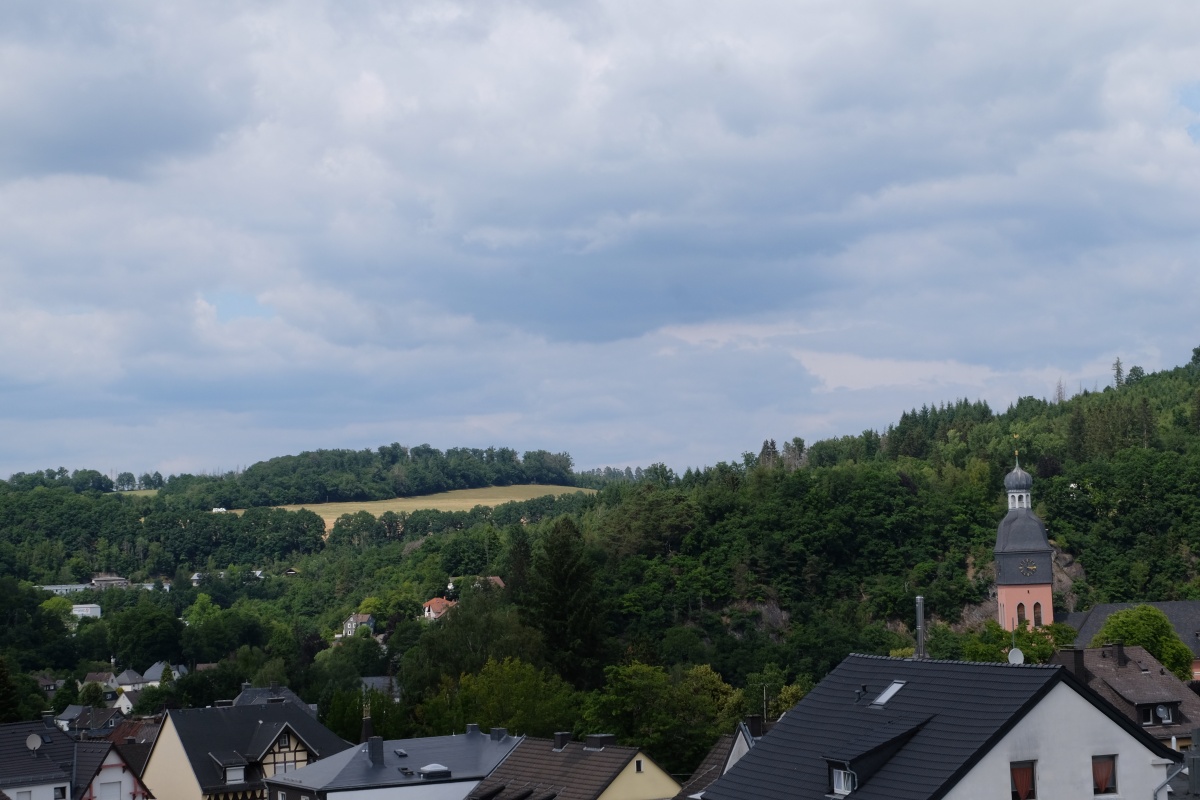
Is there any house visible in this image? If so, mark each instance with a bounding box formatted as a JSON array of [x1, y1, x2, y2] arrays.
[[1062, 601, 1200, 679], [672, 721, 756, 800], [702, 653, 1180, 800], [35, 675, 65, 699], [91, 574, 130, 590], [994, 459, 1054, 631], [63, 706, 124, 739], [266, 725, 521, 800], [423, 597, 456, 621], [141, 662, 186, 688], [0, 720, 153, 800], [72, 604, 102, 619], [81, 672, 119, 692], [140, 703, 351, 800], [360, 676, 400, 702], [116, 669, 144, 692], [1052, 644, 1200, 747], [465, 733, 680, 800], [342, 613, 375, 638], [283, 567, 300, 577], [232, 681, 318, 717], [112, 691, 137, 715]]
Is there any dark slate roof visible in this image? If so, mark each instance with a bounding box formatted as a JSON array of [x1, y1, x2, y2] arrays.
[[994, 509, 1052, 554], [466, 736, 667, 800], [114, 741, 154, 777], [265, 727, 521, 794], [163, 704, 351, 794], [0, 722, 74, 791], [71, 741, 114, 800], [1063, 601, 1200, 658], [1004, 462, 1033, 492], [673, 733, 734, 800], [702, 654, 1179, 800], [1050, 645, 1200, 742], [232, 684, 316, 716]]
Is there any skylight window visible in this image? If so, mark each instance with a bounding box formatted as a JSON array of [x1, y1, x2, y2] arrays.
[[871, 681, 906, 707]]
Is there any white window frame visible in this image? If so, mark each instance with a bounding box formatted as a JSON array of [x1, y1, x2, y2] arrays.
[[832, 768, 856, 795]]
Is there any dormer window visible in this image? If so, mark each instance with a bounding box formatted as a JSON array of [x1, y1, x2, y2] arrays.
[[832, 768, 856, 795], [226, 766, 245, 784], [1140, 705, 1173, 726]]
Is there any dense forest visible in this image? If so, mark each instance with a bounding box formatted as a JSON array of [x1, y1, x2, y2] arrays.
[[4, 350, 1200, 776]]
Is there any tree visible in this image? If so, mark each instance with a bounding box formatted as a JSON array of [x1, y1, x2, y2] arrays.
[[526, 517, 605, 687], [1089, 605, 1193, 680], [421, 657, 579, 738], [116, 472, 137, 491], [0, 658, 20, 722], [79, 682, 107, 708], [1112, 358, 1124, 388]]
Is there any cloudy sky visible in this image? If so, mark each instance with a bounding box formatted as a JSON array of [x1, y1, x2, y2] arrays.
[[2, 1, 1199, 478]]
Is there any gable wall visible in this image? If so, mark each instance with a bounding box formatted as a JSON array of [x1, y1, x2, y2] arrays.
[[81, 750, 149, 800], [941, 683, 1173, 800], [598, 751, 681, 800], [262, 733, 311, 779], [141, 716, 205, 800]]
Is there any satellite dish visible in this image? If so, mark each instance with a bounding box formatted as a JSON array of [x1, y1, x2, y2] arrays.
[[1008, 648, 1025, 665], [25, 732, 42, 752], [1156, 704, 1170, 720]]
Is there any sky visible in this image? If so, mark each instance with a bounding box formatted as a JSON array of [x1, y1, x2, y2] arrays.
[[3, 1, 1200, 479]]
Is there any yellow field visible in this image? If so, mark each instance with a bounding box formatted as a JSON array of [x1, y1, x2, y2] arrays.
[[124, 489, 159, 497], [268, 484, 595, 526]]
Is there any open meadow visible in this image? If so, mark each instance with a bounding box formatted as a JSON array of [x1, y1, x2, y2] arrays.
[[267, 484, 595, 526]]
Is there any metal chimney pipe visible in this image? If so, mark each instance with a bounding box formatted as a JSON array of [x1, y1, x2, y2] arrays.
[[915, 596, 926, 660]]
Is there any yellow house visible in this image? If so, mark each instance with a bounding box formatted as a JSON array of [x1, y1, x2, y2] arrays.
[[141, 704, 352, 800], [466, 734, 680, 800]]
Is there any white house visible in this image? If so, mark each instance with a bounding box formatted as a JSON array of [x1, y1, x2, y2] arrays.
[[703, 653, 1180, 800], [70, 604, 102, 619], [0, 721, 152, 800]]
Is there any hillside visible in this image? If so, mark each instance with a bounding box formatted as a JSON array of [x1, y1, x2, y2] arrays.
[[1, 349, 1199, 774]]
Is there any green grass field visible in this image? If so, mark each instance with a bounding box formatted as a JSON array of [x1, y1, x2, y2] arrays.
[[268, 484, 595, 526]]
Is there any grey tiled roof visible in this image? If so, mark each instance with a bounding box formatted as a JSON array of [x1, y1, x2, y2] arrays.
[[163, 704, 351, 794], [0, 722, 73, 790], [466, 736, 673, 800], [673, 733, 734, 800], [266, 727, 520, 793], [1063, 602, 1200, 658], [702, 654, 1179, 800], [1051, 645, 1200, 742]]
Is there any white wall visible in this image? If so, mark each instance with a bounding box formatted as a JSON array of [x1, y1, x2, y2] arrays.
[[942, 683, 1174, 800], [4, 782, 68, 800]]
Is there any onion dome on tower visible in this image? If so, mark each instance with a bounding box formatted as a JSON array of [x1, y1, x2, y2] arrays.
[[994, 456, 1054, 631]]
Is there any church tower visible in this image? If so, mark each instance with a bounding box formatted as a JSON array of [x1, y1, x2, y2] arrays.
[[995, 458, 1054, 631]]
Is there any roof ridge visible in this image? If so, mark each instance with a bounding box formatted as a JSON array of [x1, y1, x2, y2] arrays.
[[847, 653, 1061, 670]]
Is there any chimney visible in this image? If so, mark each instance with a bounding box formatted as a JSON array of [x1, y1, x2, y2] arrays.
[[41, 711, 55, 729], [585, 734, 617, 750], [241, 682, 252, 692], [490, 727, 508, 741], [367, 735, 384, 766], [465, 723, 480, 736], [125, 737, 136, 745], [270, 680, 280, 691], [1116, 642, 1126, 666], [915, 596, 926, 660], [1070, 648, 1087, 680], [553, 731, 572, 750], [744, 714, 763, 738]]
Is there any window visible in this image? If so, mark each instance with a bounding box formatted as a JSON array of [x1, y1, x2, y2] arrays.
[[635, 759, 643, 773], [1033, 603, 1043, 626], [54, 789, 66, 800], [832, 768, 856, 796], [226, 766, 245, 784], [1093, 756, 1117, 794], [871, 681, 906, 707], [1141, 705, 1172, 725], [1017, 604, 1026, 625], [279, 732, 291, 748], [1011, 762, 1036, 800]]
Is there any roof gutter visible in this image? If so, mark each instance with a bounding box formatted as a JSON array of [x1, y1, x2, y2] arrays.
[[1152, 762, 1185, 800]]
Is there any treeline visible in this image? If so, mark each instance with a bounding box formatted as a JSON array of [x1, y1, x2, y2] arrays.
[[157, 445, 577, 509], [0, 487, 594, 585]]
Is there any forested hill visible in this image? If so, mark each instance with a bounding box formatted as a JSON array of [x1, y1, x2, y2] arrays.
[[2, 352, 1200, 773], [5, 445, 578, 509]]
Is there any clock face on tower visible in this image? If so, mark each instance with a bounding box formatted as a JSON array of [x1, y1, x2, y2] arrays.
[[1018, 558, 1038, 577]]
